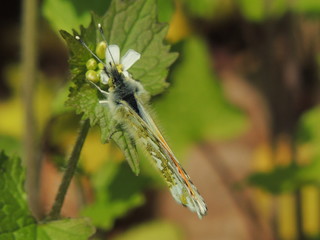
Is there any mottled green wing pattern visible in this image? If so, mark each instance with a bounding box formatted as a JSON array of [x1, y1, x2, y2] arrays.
[[114, 99, 207, 218], [112, 127, 140, 175]]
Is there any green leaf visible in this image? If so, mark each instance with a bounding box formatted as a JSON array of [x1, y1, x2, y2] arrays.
[[248, 106, 320, 194], [153, 37, 248, 156], [0, 151, 95, 239], [295, 106, 320, 163], [238, 0, 266, 21], [36, 218, 95, 240], [0, 151, 35, 235], [247, 158, 320, 194], [182, 0, 219, 19], [156, 0, 175, 22], [81, 160, 149, 230], [113, 220, 183, 240], [247, 164, 300, 194], [66, 82, 113, 143], [95, 0, 178, 95], [296, 106, 320, 145], [42, 0, 110, 34], [237, 0, 320, 21], [0, 224, 36, 240], [0, 135, 22, 157]]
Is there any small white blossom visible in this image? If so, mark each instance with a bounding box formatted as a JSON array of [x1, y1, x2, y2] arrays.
[[100, 44, 140, 84]]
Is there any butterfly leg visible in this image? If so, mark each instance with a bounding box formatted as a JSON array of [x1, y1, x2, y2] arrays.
[[87, 80, 109, 98], [99, 100, 109, 104]]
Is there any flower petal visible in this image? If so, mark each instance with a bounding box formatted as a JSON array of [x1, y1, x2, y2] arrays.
[[121, 49, 141, 71], [100, 71, 109, 85], [106, 45, 120, 66], [122, 70, 130, 78]]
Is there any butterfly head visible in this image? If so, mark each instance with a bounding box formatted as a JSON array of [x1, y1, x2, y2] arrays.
[[75, 24, 141, 89]]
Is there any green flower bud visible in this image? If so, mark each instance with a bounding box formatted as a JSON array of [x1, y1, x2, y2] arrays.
[[96, 41, 107, 60], [86, 58, 98, 70], [98, 63, 105, 70], [85, 70, 99, 82]]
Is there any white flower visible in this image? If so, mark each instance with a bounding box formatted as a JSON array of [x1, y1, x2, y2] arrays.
[[100, 44, 141, 84]]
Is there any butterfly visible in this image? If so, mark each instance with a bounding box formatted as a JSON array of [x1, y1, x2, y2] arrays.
[[75, 24, 207, 218]]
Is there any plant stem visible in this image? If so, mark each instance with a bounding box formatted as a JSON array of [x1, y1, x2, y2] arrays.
[[46, 120, 90, 221], [21, 0, 39, 217]]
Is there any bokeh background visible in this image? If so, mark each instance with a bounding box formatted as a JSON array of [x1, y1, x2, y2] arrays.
[[1, 0, 320, 239]]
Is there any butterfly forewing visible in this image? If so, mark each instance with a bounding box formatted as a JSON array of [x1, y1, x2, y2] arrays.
[[115, 98, 207, 218]]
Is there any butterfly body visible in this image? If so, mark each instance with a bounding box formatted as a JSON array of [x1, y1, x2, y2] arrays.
[[102, 64, 207, 218], [106, 69, 146, 117], [76, 33, 207, 218]]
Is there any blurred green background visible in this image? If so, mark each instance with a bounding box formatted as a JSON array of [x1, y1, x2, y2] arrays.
[[1, 0, 320, 239]]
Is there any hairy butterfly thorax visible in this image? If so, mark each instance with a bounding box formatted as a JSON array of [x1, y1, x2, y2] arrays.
[[75, 24, 207, 218]]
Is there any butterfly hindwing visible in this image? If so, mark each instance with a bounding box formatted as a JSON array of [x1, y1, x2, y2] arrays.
[[112, 127, 140, 175], [115, 99, 207, 218]]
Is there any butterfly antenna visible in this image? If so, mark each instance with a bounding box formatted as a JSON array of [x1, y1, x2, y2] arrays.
[[97, 23, 116, 66], [75, 35, 106, 66]]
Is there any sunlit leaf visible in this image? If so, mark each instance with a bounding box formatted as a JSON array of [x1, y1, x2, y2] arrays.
[[296, 106, 320, 146], [157, 0, 175, 22], [42, 0, 110, 34], [0, 151, 35, 236], [113, 220, 183, 240], [0, 151, 95, 239], [0, 135, 22, 156], [95, 0, 178, 94], [36, 218, 95, 240]]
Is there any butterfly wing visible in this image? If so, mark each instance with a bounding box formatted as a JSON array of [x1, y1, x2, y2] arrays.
[[116, 98, 207, 218], [112, 128, 140, 175]]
